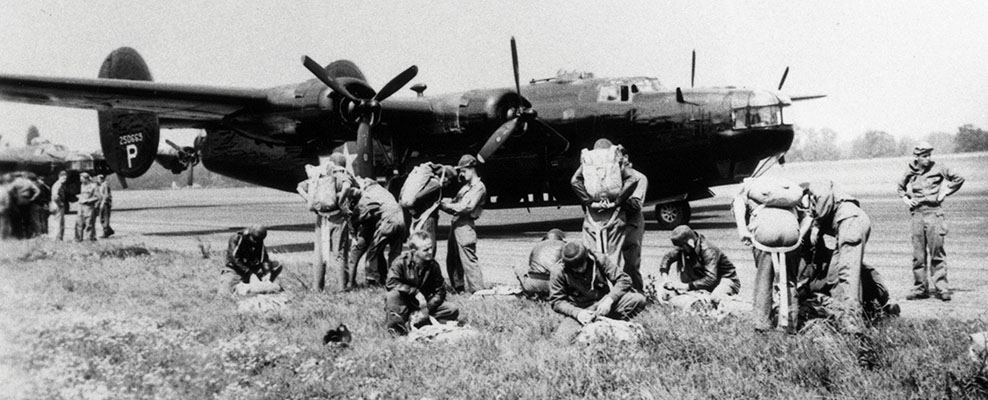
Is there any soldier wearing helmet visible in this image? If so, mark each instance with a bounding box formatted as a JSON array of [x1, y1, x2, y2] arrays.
[[220, 224, 283, 295]]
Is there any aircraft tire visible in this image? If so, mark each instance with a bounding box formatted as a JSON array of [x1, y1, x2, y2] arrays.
[[654, 201, 691, 230]]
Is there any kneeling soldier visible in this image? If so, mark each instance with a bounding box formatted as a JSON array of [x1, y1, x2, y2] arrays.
[[515, 228, 567, 299], [659, 225, 741, 303], [549, 241, 646, 343], [219, 224, 283, 295], [384, 231, 460, 336]]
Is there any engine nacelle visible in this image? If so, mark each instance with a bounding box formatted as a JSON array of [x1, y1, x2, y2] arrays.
[[96, 47, 160, 178], [458, 89, 530, 127]]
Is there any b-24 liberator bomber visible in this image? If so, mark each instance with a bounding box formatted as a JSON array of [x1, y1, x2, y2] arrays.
[[0, 38, 822, 228]]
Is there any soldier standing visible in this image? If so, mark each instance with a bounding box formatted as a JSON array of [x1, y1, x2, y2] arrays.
[[570, 139, 647, 292], [49, 171, 70, 241], [74, 172, 99, 241], [898, 142, 965, 301], [96, 175, 114, 238], [439, 154, 487, 294], [31, 175, 50, 237]]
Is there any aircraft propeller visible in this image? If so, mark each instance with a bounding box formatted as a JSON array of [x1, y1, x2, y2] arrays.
[[303, 56, 417, 178], [477, 37, 569, 163], [778, 66, 789, 91], [164, 139, 201, 187]]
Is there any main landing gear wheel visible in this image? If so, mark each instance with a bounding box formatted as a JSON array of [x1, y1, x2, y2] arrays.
[[654, 201, 691, 230]]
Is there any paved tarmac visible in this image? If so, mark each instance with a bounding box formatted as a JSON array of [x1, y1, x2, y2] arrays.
[[97, 153, 988, 320]]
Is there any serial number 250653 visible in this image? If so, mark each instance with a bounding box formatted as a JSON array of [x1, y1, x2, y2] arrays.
[[118, 132, 144, 146]]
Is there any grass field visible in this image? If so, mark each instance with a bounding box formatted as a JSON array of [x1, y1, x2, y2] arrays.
[[2, 153, 987, 399], [3, 240, 988, 399]]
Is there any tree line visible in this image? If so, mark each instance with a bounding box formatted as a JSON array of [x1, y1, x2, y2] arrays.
[[786, 124, 988, 162]]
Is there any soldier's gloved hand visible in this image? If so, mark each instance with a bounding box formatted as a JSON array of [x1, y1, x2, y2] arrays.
[[902, 197, 918, 208], [594, 296, 615, 316], [576, 310, 596, 325]]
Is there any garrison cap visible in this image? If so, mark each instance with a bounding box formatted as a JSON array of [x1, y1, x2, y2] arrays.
[[560, 241, 588, 267], [913, 141, 934, 156], [670, 225, 697, 246], [457, 154, 479, 169]]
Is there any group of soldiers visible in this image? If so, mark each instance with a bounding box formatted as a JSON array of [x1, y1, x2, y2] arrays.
[[0, 170, 113, 242], [221, 139, 963, 340]]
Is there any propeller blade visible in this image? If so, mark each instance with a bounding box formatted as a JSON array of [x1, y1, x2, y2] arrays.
[[116, 174, 128, 189], [374, 65, 419, 102], [164, 139, 183, 152], [531, 118, 570, 154], [477, 119, 519, 163], [186, 165, 194, 187], [511, 37, 521, 100], [789, 94, 827, 102], [778, 66, 789, 91], [302, 55, 359, 101], [352, 120, 374, 178], [691, 50, 696, 88]]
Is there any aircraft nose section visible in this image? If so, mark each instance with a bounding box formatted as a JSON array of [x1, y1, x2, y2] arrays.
[[714, 125, 794, 160]]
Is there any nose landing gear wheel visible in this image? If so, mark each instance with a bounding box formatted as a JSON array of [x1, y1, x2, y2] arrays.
[[654, 201, 691, 230]]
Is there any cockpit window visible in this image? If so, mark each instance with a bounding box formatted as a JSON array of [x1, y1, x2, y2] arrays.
[[733, 105, 783, 129]]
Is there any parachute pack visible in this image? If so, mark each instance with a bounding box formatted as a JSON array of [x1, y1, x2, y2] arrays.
[[746, 177, 803, 208], [309, 175, 339, 213], [399, 163, 436, 208], [580, 146, 624, 202], [744, 177, 805, 250]]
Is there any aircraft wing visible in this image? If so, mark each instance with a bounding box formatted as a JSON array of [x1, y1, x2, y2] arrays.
[[0, 74, 270, 128]]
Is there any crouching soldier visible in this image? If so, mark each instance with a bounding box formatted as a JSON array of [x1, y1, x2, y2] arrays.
[[549, 241, 646, 343], [219, 224, 283, 295], [515, 228, 566, 299], [658, 225, 741, 304], [344, 179, 406, 287], [798, 180, 899, 331], [384, 231, 460, 336]]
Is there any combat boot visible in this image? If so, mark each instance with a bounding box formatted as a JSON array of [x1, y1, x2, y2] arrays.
[[934, 291, 952, 302], [905, 290, 930, 300]]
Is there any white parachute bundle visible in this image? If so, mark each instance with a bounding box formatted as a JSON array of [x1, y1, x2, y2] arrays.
[[399, 163, 435, 208], [744, 177, 804, 250], [309, 175, 339, 213], [576, 318, 645, 344], [580, 146, 624, 203], [746, 177, 803, 209], [407, 320, 480, 344]]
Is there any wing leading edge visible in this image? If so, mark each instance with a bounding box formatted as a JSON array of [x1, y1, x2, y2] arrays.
[[0, 74, 271, 128]]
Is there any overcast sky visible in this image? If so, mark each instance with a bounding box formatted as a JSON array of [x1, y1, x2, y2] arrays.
[[1, 0, 986, 150]]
